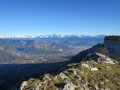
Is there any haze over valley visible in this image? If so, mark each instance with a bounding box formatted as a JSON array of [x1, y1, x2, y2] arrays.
[[0, 35, 105, 64]]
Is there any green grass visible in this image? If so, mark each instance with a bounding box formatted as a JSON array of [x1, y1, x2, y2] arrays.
[[23, 78, 40, 90], [23, 59, 120, 90]]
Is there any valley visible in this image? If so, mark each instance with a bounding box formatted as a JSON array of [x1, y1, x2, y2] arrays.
[[0, 35, 105, 64], [0, 39, 82, 64]]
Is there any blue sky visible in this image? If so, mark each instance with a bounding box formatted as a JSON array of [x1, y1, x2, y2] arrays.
[[0, 0, 120, 36]]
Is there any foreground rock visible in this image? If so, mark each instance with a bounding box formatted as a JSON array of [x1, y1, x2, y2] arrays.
[[19, 81, 28, 90]]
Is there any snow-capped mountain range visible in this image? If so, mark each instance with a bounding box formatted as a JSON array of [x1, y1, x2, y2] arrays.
[[0, 34, 106, 38]]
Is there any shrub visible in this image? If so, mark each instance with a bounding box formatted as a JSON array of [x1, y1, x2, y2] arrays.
[[63, 70, 69, 76]]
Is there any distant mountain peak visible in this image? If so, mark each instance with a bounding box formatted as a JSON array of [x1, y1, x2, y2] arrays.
[[0, 34, 106, 39]]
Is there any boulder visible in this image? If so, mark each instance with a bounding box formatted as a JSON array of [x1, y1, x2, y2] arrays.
[[81, 64, 89, 68], [19, 81, 28, 90], [63, 82, 75, 90], [91, 68, 98, 71]]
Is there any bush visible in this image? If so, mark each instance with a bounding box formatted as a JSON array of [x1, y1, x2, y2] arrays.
[[28, 78, 40, 86], [63, 70, 69, 76]]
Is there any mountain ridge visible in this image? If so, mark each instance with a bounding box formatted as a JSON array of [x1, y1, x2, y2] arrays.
[[0, 34, 105, 39], [1, 34, 104, 47]]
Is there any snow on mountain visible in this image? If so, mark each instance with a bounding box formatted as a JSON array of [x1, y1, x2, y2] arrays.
[[3, 35, 37, 38], [0, 34, 105, 39]]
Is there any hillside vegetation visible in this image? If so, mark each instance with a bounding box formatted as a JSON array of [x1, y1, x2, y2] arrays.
[[18, 52, 120, 90]]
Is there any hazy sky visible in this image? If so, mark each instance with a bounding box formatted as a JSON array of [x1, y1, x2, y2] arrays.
[[0, 0, 120, 36]]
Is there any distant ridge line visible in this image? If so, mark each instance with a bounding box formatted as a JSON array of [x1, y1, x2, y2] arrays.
[[0, 34, 106, 39]]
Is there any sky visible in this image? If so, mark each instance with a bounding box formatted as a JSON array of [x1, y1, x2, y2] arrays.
[[0, 0, 120, 36]]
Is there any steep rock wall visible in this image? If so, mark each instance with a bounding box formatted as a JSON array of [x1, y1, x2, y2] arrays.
[[104, 36, 120, 58]]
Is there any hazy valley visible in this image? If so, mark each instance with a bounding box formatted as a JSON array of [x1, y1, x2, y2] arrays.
[[0, 35, 105, 64]]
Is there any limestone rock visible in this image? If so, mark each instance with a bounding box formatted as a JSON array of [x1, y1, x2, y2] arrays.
[[91, 68, 98, 71], [63, 82, 75, 90], [81, 64, 89, 68], [54, 73, 68, 79], [104, 36, 120, 59], [19, 81, 28, 90]]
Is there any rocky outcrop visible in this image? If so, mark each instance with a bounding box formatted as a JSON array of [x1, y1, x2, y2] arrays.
[[19, 81, 28, 90], [104, 36, 120, 59], [70, 36, 120, 63], [63, 82, 75, 90]]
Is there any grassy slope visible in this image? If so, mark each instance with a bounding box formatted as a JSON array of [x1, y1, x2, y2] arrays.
[[21, 53, 120, 90]]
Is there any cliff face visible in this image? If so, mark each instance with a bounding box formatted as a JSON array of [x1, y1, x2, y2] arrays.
[[104, 36, 120, 59]]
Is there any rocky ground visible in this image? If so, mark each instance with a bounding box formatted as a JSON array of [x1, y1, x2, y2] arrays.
[[17, 52, 120, 90]]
